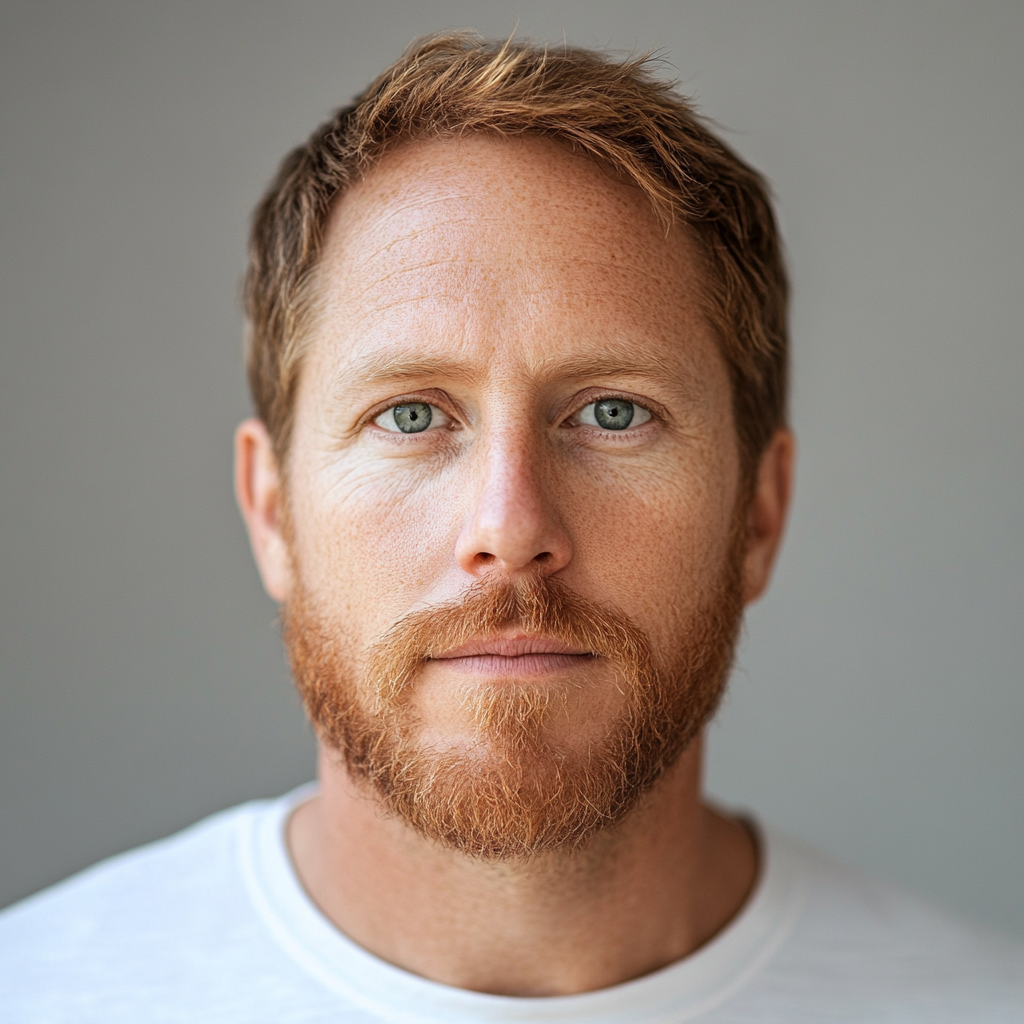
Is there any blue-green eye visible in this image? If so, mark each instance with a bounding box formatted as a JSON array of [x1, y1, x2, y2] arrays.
[[375, 402, 437, 433], [577, 399, 651, 431]]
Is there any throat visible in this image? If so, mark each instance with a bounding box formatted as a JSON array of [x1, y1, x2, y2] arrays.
[[285, 737, 758, 996]]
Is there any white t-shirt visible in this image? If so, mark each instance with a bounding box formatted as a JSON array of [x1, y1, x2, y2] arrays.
[[1, 786, 1022, 1022]]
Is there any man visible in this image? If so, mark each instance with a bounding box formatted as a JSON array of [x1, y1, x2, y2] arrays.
[[2, 32, 1021, 1022]]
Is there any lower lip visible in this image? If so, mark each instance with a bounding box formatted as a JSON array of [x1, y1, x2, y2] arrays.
[[430, 653, 595, 677]]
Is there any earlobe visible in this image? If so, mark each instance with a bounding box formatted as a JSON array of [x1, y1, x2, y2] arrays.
[[742, 428, 795, 605], [234, 418, 293, 603]]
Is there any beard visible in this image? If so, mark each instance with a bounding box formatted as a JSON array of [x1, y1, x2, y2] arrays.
[[284, 540, 744, 860]]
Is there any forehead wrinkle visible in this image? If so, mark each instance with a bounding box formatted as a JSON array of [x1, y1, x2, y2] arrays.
[[522, 252, 682, 277], [483, 245, 698, 297], [356, 217, 474, 268], [336, 187, 478, 241], [338, 195, 485, 268], [351, 251, 679, 309], [346, 293, 455, 331], [351, 257, 468, 306], [337, 199, 689, 307], [510, 280, 692, 331]]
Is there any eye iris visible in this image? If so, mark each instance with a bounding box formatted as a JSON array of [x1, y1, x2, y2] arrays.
[[594, 399, 634, 430], [393, 403, 432, 433]]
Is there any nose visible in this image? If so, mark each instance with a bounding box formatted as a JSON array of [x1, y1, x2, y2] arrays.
[[454, 436, 573, 578]]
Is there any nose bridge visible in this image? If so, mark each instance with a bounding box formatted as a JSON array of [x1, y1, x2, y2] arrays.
[[483, 427, 546, 526], [455, 412, 572, 576]]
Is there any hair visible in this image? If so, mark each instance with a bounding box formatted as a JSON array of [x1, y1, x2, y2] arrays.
[[244, 31, 788, 479]]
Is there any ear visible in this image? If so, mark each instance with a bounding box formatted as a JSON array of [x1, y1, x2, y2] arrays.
[[742, 428, 795, 604], [234, 418, 293, 603]]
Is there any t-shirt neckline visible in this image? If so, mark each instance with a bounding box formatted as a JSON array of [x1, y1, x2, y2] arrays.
[[239, 786, 803, 1024]]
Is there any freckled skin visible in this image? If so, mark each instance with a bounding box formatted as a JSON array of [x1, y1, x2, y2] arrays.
[[291, 137, 739, 668], [235, 134, 794, 996]]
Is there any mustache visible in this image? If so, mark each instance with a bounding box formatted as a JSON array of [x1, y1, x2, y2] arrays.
[[365, 573, 653, 709], [283, 557, 743, 857]]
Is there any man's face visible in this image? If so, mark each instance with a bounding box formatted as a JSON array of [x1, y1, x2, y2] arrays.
[[258, 135, 755, 855]]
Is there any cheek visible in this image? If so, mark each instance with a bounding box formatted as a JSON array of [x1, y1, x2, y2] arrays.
[[287, 451, 463, 634], [562, 447, 738, 644]]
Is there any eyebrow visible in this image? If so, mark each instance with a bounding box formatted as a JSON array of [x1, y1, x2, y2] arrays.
[[538, 354, 681, 383], [333, 349, 705, 401], [549, 354, 706, 404], [336, 354, 480, 389]]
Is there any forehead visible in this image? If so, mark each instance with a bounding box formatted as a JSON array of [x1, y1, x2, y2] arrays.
[[305, 134, 721, 385]]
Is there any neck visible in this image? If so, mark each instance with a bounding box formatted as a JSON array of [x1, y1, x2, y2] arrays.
[[287, 734, 756, 997]]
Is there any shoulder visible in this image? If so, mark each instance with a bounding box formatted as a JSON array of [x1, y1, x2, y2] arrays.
[[756, 828, 1024, 1021], [0, 796, 301, 1021], [0, 798, 259, 942]]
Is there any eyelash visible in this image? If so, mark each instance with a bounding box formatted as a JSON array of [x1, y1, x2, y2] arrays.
[[568, 395, 655, 429], [363, 392, 455, 428], [370, 401, 451, 436]]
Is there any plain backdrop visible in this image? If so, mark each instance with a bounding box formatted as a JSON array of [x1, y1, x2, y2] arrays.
[[1, 1, 1022, 937]]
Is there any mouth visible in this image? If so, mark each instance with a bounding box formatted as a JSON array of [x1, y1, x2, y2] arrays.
[[428, 635, 597, 678]]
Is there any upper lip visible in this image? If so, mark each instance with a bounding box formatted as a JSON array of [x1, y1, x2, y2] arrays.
[[430, 636, 594, 659]]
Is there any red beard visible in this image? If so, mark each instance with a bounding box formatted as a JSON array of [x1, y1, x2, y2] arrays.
[[284, 548, 743, 860]]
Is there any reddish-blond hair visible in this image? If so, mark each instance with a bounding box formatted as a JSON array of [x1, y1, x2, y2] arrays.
[[245, 32, 788, 476]]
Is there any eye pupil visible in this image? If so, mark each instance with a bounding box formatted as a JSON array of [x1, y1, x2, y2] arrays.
[[393, 403, 432, 433], [594, 399, 634, 430]]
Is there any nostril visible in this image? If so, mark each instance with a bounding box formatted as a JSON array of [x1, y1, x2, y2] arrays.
[[477, 552, 495, 564], [534, 552, 552, 563]]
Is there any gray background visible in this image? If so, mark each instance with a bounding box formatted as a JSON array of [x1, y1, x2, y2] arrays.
[[2, 1, 1022, 937]]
